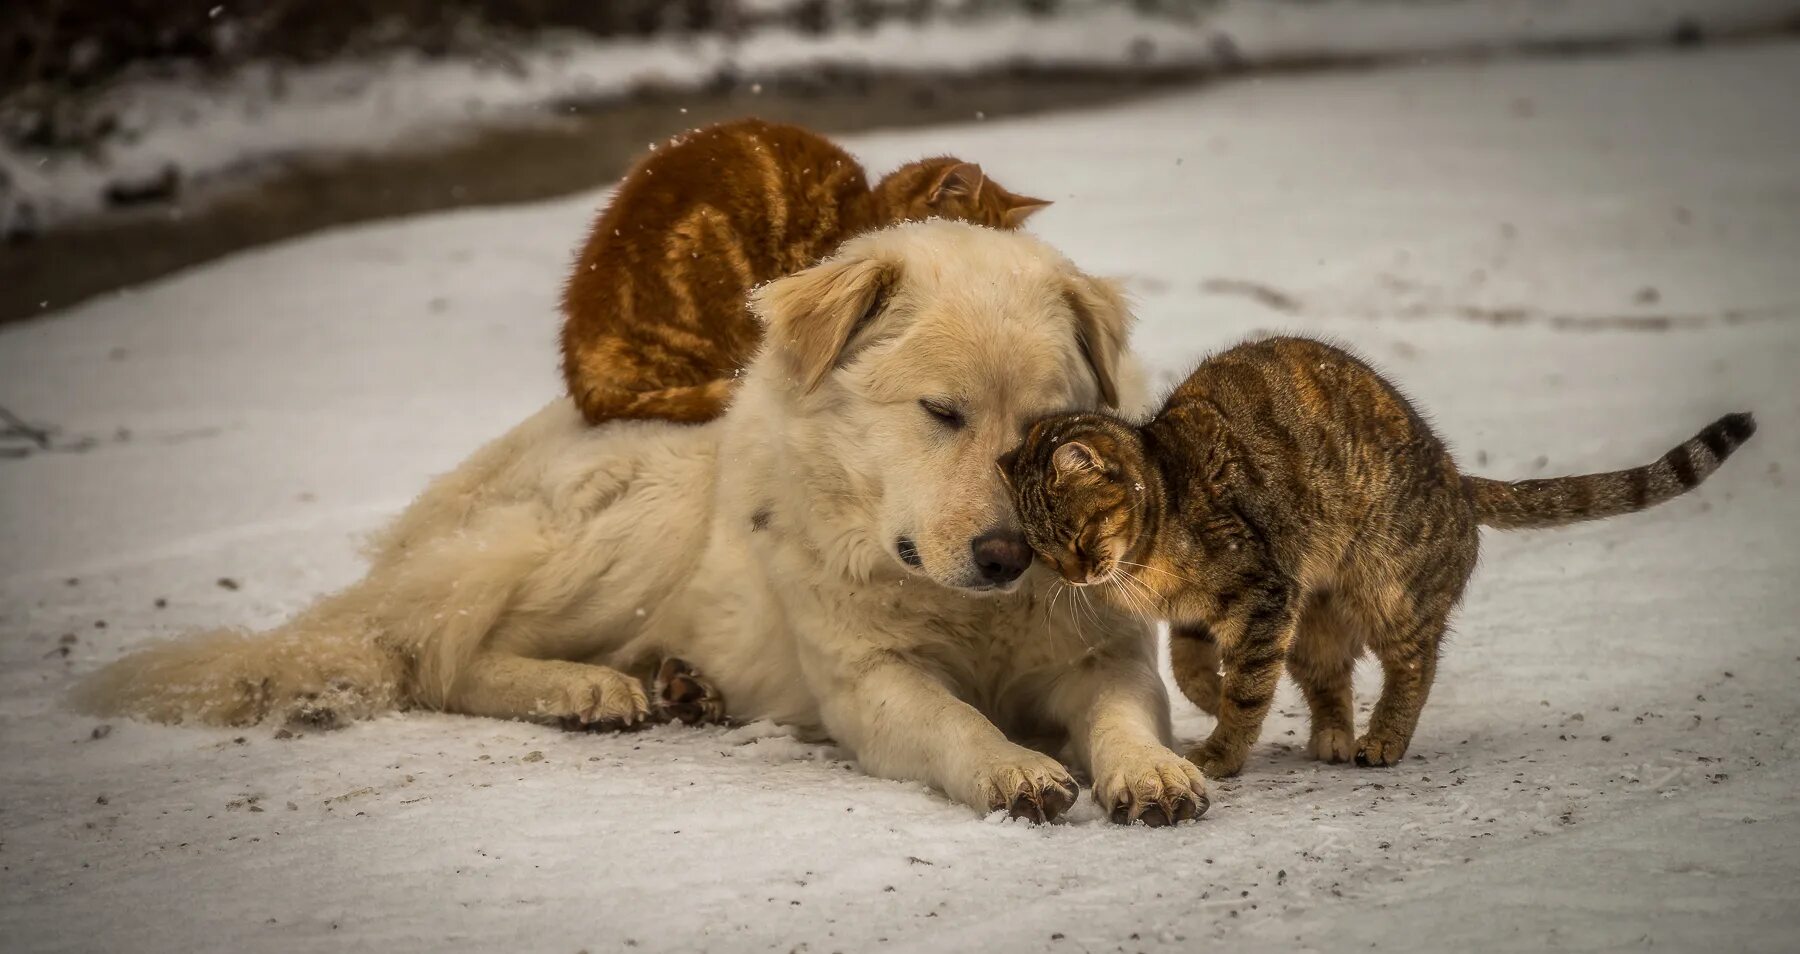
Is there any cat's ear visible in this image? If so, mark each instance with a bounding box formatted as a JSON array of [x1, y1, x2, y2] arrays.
[[995, 448, 1020, 492], [1052, 441, 1101, 478], [1001, 192, 1052, 228], [1062, 273, 1134, 410], [929, 162, 985, 203], [751, 252, 899, 394]]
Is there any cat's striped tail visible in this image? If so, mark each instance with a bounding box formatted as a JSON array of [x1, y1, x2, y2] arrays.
[[1464, 412, 1756, 530]]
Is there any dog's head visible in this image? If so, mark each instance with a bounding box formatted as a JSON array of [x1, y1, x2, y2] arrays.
[[749, 221, 1135, 593]]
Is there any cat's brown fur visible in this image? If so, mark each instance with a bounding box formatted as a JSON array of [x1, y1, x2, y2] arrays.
[[999, 335, 1756, 778], [561, 118, 1049, 425]]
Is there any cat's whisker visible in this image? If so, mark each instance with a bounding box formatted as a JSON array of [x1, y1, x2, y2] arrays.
[[1115, 569, 1163, 622], [1114, 559, 1202, 589], [1103, 566, 1154, 621], [1065, 586, 1094, 644], [1051, 576, 1094, 648]]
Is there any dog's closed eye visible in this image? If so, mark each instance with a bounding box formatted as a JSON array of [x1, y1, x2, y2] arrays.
[[919, 399, 965, 429]]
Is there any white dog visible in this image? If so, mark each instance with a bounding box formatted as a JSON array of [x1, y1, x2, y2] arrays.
[[80, 221, 1208, 825]]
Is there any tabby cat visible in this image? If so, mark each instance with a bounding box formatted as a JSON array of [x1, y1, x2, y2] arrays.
[[561, 118, 1050, 424], [999, 335, 1756, 778]]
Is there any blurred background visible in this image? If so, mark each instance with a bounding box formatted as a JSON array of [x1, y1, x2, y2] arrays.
[[5, 0, 1796, 320]]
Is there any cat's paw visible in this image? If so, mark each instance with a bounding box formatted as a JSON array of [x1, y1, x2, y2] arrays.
[[1185, 737, 1249, 779], [1353, 732, 1408, 767], [972, 751, 1080, 824], [652, 657, 728, 725], [1094, 745, 1210, 827], [1310, 726, 1355, 763], [545, 668, 650, 730]]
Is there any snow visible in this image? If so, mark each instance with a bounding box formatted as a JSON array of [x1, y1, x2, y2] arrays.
[[4, 0, 1795, 233], [5, 40, 1800, 953]]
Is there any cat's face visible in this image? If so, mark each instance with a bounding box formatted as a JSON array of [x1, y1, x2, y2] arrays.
[[999, 418, 1148, 588], [872, 159, 1051, 231]]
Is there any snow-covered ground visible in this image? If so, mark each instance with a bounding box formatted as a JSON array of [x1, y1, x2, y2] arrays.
[[4, 0, 1794, 233], [4, 40, 1800, 954]]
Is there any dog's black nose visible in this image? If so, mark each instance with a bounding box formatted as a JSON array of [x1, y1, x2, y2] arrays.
[[971, 530, 1033, 585]]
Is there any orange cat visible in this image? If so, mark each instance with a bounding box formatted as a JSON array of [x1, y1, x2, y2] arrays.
[[560, 118, 1050, 424]]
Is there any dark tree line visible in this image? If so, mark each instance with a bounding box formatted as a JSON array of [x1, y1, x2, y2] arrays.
[[2, 1, 1242, 97]]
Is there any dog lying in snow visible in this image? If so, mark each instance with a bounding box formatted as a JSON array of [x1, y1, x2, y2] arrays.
[[79, 221, 1209, 825]]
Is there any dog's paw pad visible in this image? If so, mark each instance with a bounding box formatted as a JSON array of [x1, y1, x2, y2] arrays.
[[652, 657, 728, 725]]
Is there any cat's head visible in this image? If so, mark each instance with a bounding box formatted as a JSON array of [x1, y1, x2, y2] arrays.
[[998, 414, 1152, 587], [870, 158, 1050, 231]]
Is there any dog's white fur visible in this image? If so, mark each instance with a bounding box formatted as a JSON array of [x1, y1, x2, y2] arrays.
[[79, 222, 1206, 820]]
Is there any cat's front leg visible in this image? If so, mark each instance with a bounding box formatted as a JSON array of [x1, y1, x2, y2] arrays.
[[808, 648, 1078, 822], [1043, 654, 1209, 827], [1186, 583, 1300, 778]]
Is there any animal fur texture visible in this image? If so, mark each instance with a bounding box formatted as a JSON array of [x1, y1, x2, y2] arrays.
[[560, 118, 1050, 425], [999, 335, 1756, 778], [78, 222, 1209, 826]]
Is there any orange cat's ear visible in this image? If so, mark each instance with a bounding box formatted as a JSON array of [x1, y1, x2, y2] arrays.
[[1052, 441, 1101, 478], [1002, 194, 1052, 228], [1062, 273, 1134, 410], [751, 252, 900, 394], [929, 162, 985, 204]]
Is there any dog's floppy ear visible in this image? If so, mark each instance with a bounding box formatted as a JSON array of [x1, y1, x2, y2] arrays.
[[752, 252, 900, 394], [1062, 273, 1133, 409]]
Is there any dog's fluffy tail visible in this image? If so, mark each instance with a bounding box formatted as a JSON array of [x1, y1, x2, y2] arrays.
[[73, 597, 410, 729], [75, 402, 588, 728]]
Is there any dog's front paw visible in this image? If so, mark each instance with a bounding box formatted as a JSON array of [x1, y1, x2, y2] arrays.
[[543, 667, 650, 730], [1095, 745, 1210, 827], [972, 751, 1080, 824], [1185, 736, 1249, 779]]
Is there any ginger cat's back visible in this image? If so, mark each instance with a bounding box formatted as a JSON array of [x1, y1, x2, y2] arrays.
[[560, 118, 1048, 424]]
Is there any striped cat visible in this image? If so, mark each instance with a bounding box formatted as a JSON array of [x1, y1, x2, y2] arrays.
[[561, 118, 1049, 425], [999, 335, 1756, 778]]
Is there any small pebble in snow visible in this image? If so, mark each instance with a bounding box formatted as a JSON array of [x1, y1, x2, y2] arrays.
[[96, 794, 109, 805], [217, 577, 240, 591], [93, 620, 107, 629], [90, 724, 111, 740], [1050, 934, 1063, 941], [1601, 735, 1613, 742], [60, 633, 78, 645], [522, 751, 544, 763], [154, 597, 167, 609], [65, 577, 79, 586]]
